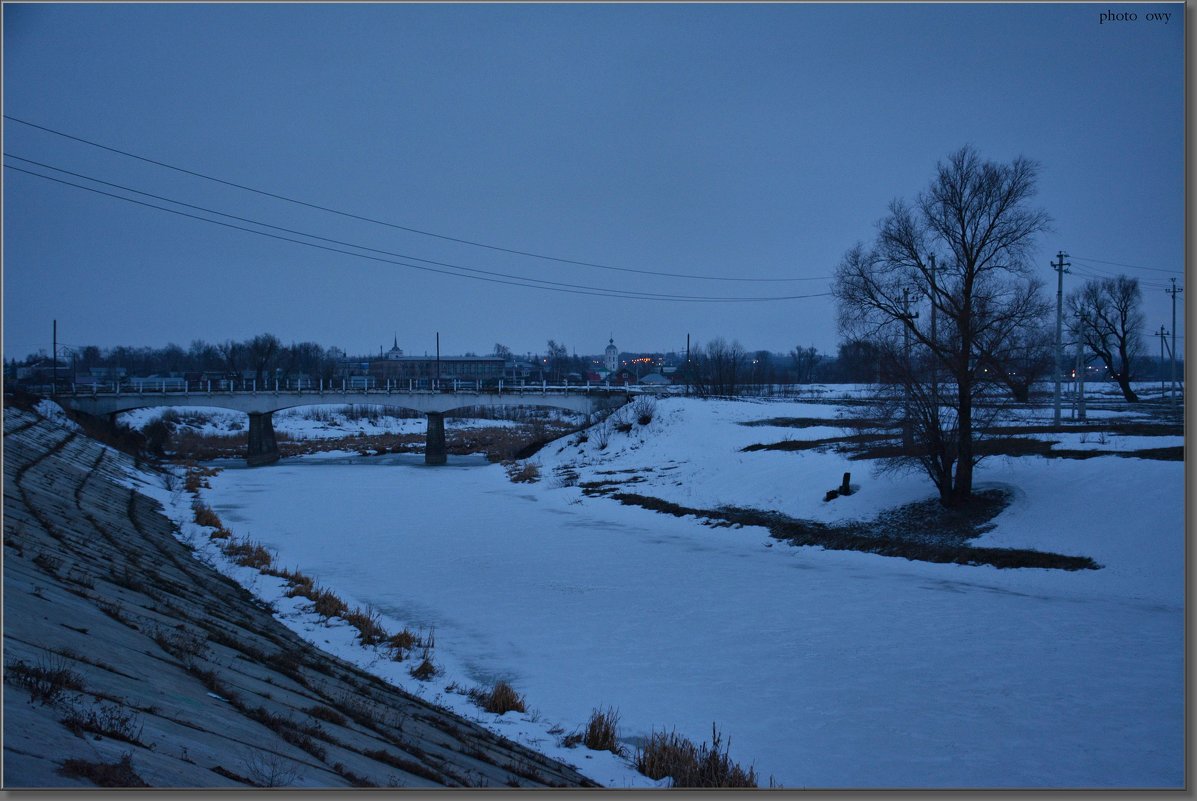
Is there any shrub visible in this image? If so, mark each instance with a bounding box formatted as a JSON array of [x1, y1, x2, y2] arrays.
[[60, 703, 145, 745], [469, 680, 527, 715], [631, 395, 657, 426], [593, 422, 611, 450], [6, 655, 85, 705], [634, 724, 757, 788], [242, 749, 299, 788]]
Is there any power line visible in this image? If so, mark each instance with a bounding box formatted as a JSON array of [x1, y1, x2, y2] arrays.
[[5, 163, 833, 304], [8, 152, 807, 301], [4, 114, 824, 284], [1067, 263, 1173, 290], [1069, 254, 1182, 275]]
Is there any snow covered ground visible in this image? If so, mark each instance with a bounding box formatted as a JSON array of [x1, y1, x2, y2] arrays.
[[131, 395, 1181, 788]]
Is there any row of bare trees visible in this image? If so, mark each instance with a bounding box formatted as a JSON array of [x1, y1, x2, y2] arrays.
[[46, 334, 344, 384], [834, 145, 1151, 508]]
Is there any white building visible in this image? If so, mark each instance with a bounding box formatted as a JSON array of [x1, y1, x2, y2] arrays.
[[604, 337, 619, 373]]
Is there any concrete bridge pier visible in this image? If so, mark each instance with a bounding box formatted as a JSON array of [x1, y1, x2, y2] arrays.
[[246, 412, 280, 467], [425, 412, 447, 466]]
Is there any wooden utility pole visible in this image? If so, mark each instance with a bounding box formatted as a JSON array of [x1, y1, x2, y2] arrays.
[[1052, 251, 1070, 425], [52, 319, 58, 397], [1157, 325, 1169, 400], [1074, 313, 1086, 420], [1167, 278, 1182, 409], [928, 254, 940, 430], [685, 333, 691, 396]]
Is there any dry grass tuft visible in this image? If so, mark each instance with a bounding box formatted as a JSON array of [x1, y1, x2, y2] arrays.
[[310, 586, 350, 620], [276, 567, 316, 599], [192, 502, 223, 530], [582, 706, 622, 754], [634, 723, 757, 788], [59, 753, 149, 788], [504, 460, 541, 483], [221, 536, 273, 570], [306, 705, 347, 727], [6, 656, 85, 705], [408, 657, 439, 681], [386, 628, 419, 651], [343, 606, 388, 646], [469, 680, 527, 715]]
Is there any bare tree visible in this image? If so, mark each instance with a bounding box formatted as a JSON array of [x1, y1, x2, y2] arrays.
[[245, 333, 282, 386], [694, 337, 746, 397], [1067, 275, 1144, 402], [984, 322, 1054, 403], [790, 345, 819, 384], [546, 339, 568, 383], [834, 145, 1051, 507], [217, 339, 245, 377]]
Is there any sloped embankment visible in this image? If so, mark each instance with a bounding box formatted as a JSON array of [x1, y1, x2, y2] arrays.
[[3, 406, 595, 789]]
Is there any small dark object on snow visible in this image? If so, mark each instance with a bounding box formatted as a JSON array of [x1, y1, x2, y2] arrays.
[[823, 489, 839, 502], [840, 472, 852, 495]]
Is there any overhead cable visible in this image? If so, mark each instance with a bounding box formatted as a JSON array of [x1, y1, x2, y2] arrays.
[[4, 114, 824, 284], [5, 163, 832, 304]]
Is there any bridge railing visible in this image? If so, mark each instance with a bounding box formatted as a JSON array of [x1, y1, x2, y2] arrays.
[[51, 378, 641, 398]]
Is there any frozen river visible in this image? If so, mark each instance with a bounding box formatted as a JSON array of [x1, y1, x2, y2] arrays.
[[203, 447, 1183, 788]]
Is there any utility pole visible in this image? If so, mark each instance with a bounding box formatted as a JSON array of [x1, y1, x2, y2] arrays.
[[1167, 278, 1182, 409], [1074, 313, 1086, 420], [928, 254, 939, 429], [1157, 325, 1169, 400], [435, 331, 441, 391], [685, 333, 691, 397], [1052, 251, 1070, 425], [51, 316, 58, 395]]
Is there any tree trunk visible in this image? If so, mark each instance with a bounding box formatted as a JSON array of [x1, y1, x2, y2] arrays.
[[1115, 375, 1140, 402], [949, 374, 974, 507]]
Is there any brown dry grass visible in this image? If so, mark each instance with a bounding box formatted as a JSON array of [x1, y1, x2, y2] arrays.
[[343, 606, 388, 646], [582, 707, 622, 754], [192, 502, 223, 529], [59, 753, 149, 788], [504, 460, 541, 483], [469, 680, 526, 715], [634, 724, 757, 788], [221, 537, 273, 570], [310, 586, 350, 620]]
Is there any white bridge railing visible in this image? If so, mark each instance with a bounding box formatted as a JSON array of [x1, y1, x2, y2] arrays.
[[55, 378, 641, 398]]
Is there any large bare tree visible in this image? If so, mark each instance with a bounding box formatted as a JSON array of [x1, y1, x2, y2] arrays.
[[1066, 275, 1144, 402], [834, 146, 1051, 507]]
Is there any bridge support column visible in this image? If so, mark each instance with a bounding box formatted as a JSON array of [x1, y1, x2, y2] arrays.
[[246, 412, 280, 467], [425, 412, 447, 466]]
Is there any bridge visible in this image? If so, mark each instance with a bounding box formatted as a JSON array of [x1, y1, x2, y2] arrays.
[[54, 385, 633, 466]]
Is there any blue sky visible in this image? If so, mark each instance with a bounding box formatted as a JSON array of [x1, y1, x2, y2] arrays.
[[3, 2, 1185, 360]]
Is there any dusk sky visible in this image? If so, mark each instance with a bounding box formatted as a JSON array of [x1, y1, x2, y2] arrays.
[[3, 2, 1185, 362]]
